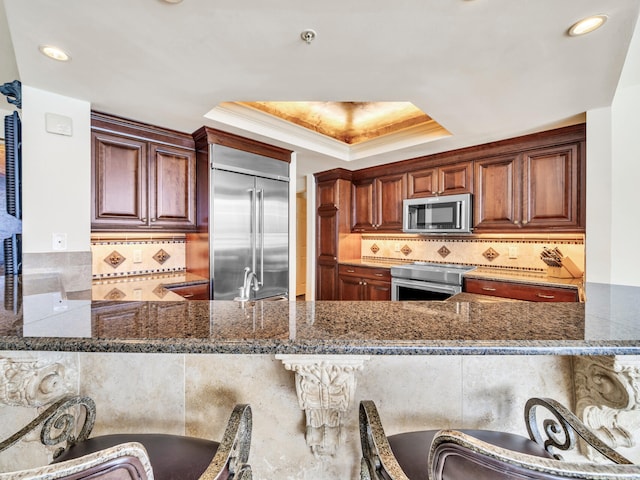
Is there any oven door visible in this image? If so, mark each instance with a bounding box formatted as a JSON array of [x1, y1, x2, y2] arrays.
[[391, 277, 461, 301]]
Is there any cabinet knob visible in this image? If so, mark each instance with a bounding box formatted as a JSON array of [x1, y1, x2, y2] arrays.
[[142, 217, 147, 222], [151, 218, 157, 222], [514, 220, 520, 225], [522, 220, 528, 225], [359, 281, 363, 285], [363, 282, 367, 286]]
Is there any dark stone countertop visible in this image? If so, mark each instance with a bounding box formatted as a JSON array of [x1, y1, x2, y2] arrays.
[[1, 278, 639, 356]]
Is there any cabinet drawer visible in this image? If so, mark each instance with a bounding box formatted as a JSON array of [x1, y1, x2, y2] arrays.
[[338, 264, 391, 281], [464, 278, 578, 302]]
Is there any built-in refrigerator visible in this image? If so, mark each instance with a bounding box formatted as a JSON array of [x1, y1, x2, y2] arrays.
[[210, 144, 289, 300]]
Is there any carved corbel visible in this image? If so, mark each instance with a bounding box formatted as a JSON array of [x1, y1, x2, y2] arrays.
[[573, 356, 640, 459], [0, 356, 75, 407], [276, 354, 370, 456]]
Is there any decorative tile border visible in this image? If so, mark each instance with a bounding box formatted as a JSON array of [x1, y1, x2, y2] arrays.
[[359, 232, 585, 273], [91, 237, 187, 279]]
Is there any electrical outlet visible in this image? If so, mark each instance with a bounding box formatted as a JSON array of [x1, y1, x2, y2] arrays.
[[508, 246, 518, 259], [133, 249, 143, 263], [52, 233, 67, 251], [395, 243, 401, 252], [133, 288, 143, 300]]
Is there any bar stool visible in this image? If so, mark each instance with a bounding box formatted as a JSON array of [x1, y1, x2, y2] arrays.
[[0, 395, 252, 480], [359, 397, 640, 480]]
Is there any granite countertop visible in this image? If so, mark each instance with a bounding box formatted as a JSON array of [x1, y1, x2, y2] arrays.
[[1, 279, 639, 355], [91, 272, 209, 301], [465, 267, 583, 290], [339, 261, 583, 292]]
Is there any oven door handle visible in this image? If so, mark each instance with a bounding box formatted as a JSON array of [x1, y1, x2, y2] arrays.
[[391, 277, 461, 301]]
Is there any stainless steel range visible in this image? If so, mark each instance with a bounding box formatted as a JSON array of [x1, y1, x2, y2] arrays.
[[390, 262, 476, 300]]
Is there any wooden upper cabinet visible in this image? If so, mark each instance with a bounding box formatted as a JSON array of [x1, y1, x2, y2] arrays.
[[408, 161, 473, 198], [522, 144, 580, 229], [351, 179, 375, 231], [474, 142, 584, 232], [375, 174, 406, 230], [91, 112, 197, 232], [149, 144, 196, 228], [473, 154, 521, 230], [352, 173, 406, 232], [92, 132, 148, 228]]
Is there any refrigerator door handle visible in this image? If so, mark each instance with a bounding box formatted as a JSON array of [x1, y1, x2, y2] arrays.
[[249, 187, 257, 275], [257, 188, 264, 286]]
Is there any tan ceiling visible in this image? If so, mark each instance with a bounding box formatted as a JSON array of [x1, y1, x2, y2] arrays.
[[238, 101, 444, 144]]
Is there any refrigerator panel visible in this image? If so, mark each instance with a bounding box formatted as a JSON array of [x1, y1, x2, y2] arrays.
[[255, 176, 289, 299], [211, 169, 255, 300], [211, 144, 288, 180]]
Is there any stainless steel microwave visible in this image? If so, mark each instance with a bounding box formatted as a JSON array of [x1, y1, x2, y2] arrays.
[[402, 193, 472, 234]]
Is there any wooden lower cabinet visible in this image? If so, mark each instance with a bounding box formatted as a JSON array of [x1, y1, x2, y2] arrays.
[[338, 264, 391, 301], [464, 278, 579, 302]]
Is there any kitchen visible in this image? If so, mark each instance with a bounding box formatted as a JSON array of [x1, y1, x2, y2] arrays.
[[1, 1, 640, 479]]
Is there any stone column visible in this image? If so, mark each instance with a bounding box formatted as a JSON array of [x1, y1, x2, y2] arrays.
[[276, 354, 370, 456]]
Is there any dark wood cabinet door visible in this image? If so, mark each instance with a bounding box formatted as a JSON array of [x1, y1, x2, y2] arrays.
[[363, 279, 391, 301], [439, 161, 473, 195], [317, 260, 339, 300], [91, 132, 148, 228], [407, 168, 438, 198], [473, 154, 521, 230], [521, 144, 580, 230], [351, 179, 375, 231], [149, 144, 196, 229], [408, 163, 471, 198], [316, 207, 339, 300], [375, 173, 406, 231], [317, 207, 338, 259], [338, 274, 364, 300]]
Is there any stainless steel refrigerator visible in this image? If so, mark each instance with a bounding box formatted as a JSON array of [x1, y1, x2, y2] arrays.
[[210, 144, 289, 300]]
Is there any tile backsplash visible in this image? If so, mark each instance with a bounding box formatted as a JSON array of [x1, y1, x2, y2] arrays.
[[360, 233, 585, 273], [91, 234, 186, 279]]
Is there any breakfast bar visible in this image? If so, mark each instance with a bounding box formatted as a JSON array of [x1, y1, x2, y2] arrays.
[[1, 280, 639, 477]]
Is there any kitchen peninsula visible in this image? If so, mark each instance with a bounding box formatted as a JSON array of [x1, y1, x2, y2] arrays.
[[2, 280, 640, 477]]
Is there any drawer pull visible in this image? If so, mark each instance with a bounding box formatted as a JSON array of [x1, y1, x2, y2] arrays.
[[347, 269, 355, 273], [482, 287, 497, 292], [536, 293, 555, 299], [182, 294, 194, 298], [374, 273, 384, 277]]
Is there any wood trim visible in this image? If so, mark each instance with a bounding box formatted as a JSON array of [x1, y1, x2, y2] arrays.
[[314, 168, 353, 182], [91, 111, 195, 150], [192, 126, 292, 162], [352, 123, 586, 180]]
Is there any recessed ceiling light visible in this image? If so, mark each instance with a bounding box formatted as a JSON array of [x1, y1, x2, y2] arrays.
[[163, 0, 184, 3], [38, 44, 71, 61], [568, 14, 608, 36]]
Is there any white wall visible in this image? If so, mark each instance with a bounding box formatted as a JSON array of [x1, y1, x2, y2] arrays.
[[585, 14, 640, 287], [610, 84, 640, 286], [22, 86, 91, 253], [585, 108, 612, 284]]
